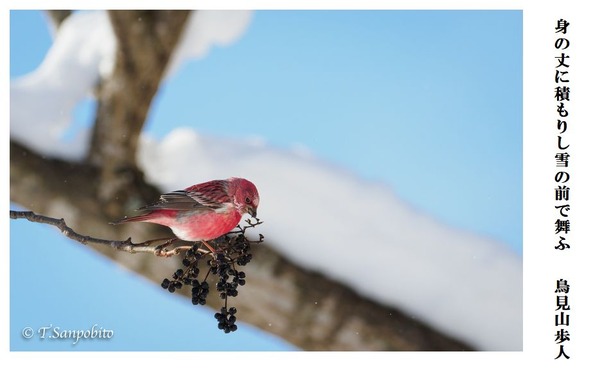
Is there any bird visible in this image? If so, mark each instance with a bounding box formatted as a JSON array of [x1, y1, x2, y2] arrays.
[[112, 177, 260, 244]]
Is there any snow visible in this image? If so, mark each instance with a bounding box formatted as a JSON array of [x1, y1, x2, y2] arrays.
[[10, 11, 115, 159], [10, 10, 522, 350], [166, 11, 252, 78], [10, 10, 252, 159]]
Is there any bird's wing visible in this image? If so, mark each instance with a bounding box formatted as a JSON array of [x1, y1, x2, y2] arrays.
[[138, 180, 231, 212], [138, 190, 224, 212], [184, 180, 231, 204]]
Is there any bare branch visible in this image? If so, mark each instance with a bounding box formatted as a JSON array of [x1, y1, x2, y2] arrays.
[[10, 210, 206, 257]]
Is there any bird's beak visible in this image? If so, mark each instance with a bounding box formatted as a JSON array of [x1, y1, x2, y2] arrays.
[[248, 207, 257, 218]]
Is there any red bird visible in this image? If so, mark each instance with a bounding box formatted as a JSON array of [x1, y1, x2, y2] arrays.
[[113, 177, 260, 242]]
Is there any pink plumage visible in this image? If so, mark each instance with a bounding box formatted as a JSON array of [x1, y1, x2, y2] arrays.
[[113, 177, 260, 241]]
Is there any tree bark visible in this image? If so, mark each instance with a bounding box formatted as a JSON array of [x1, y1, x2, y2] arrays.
[[10, 10, 473, 351]]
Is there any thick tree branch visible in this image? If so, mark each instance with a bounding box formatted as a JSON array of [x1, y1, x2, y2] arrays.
[[87, 11, 191, 217], [11, 141, 471, 350]]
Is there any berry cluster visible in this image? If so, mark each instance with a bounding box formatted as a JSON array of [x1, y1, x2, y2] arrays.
[[215, 306, 238, 333], [211, 253, 248, 299], [191, 280, 209, 305], [160, 218, 263, 333]]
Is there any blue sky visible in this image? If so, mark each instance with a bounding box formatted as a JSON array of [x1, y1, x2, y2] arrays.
[[152, 10, 523, 253], [10, 10, 522, 351]]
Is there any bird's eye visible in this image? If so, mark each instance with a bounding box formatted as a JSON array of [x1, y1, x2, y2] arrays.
[[245, 197, 252, 204]]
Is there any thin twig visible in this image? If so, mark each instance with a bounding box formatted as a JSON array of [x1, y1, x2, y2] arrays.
[[9, 210, 207, 257], [229, 217, 263, 235]]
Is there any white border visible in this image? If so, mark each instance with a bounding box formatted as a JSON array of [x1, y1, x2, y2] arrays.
[[4, 1, 599, 388]]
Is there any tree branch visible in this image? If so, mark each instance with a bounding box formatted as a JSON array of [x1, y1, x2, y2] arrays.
[[10, 140, 472, 350], [10, 210, 203, 257], [46, 10, 72, 29], [87, 11, 191, 217]]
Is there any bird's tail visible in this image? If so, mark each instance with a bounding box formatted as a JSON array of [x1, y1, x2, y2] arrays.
[[109, 213, 153, 225]]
